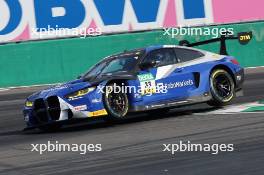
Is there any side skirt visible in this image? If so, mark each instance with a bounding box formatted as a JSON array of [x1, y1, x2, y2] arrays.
[[130, 95, 212, 112]]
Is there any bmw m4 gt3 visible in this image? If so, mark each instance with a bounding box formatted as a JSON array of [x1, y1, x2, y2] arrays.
[[23, 32, 252, 131]]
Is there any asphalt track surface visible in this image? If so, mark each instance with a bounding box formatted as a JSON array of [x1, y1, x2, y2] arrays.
[[0, 69, 264, 175]]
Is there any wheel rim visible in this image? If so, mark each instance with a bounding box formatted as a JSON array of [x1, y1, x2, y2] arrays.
[[107, 91, 128, 117], [212, 73, 233, 100]]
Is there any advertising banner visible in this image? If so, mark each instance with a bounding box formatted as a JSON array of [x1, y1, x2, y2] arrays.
[[0, 0, 263, 43]]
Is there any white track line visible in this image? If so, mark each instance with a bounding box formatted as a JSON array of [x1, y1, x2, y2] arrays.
[[0, 88, 10, 92], [245, 66, 264, 69], [0, 83, 59, 91], [194, 101, 264, 115]]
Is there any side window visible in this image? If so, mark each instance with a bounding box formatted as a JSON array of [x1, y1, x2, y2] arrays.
[[143, 49, 177, 67], [175, 48, 204, 63], [101, 59, 123, 74]]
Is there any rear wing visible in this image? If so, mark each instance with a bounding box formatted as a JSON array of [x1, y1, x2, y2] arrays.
[[179, 32, 253, 55]]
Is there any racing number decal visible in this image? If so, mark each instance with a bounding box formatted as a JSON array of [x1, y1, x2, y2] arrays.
[[138, 73, 156, 95], [142, 80, 156, 95]]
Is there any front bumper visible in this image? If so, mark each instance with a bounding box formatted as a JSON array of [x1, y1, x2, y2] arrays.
[[234, 68, 244, 90], [23, 96, 107, 128]]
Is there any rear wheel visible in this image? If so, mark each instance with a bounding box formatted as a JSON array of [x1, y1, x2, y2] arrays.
[[103, 83, 129, 120], [207, 69, 235, 107]]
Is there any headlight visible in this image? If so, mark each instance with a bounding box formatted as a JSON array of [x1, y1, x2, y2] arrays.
[[25, 101, 33, 107], [66, 87, 95, 99]]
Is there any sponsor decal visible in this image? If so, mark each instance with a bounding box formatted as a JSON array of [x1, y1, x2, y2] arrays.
[[138, 73, 157, 95], [1, 0, 263, 43], [238, 32, 253, 45], [137, 75, 194, 96], [141, 81, 157, 95], [41, 84, 78, 97], [74, 105, 87, 111], [89, 109, 108, 117], [138, 73, 155, 82], [68, 96, 83, 101], [42, 85, 68, 93], [165, 79, 194, 89], [140, 82, 168, 96], [0, 0, 214, 42], [91, 98, 101, 103]]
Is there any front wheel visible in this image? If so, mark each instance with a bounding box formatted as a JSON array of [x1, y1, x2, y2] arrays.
[[207, 69, 235, 107], [103, 83, 129, 120]]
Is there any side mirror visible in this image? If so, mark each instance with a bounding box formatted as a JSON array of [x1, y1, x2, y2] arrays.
[[139, 60, 160, 70], [77, 75, 83, 79]]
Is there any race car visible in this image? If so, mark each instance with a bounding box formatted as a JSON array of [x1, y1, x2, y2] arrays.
[[23, 32, 252, 131]]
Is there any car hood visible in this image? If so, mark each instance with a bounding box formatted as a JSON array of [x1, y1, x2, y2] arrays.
[[82, 71, 136, 84], [27, 79, 92, 101], [27, 71, 136, 101]]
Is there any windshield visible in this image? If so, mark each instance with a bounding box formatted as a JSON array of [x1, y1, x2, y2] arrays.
[[83, 61, 107, 79], [101, 57, 137, 74], [83, 52, 141, 79]]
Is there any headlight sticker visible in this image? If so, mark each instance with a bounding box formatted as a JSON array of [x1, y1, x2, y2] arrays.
[[66, 87, 95, 100], [25, 101, 33, 107]]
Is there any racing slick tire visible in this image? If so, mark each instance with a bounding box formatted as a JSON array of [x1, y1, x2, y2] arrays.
[[103, 83, 129, 120], [207, 69, 235, 107]]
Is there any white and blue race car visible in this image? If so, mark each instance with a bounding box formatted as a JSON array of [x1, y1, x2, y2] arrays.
[[23, 32, 251, 131]]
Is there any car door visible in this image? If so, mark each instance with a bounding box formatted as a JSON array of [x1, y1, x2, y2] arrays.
[[170, 48, 206, 97], [137, 48, 196, 105]]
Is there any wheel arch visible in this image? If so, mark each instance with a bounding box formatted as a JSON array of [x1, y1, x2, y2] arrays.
[[210, 64, 236, 86], [102, 79, 130, 120]]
